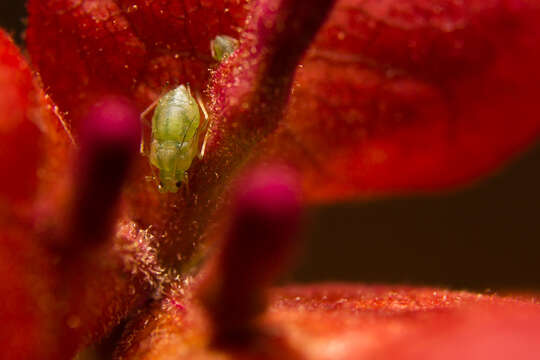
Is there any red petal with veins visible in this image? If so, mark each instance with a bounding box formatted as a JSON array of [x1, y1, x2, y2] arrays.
[[261, 0, 540, 201]]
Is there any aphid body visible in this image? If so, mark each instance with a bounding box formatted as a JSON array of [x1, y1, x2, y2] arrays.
[[211, 35, 239, 61], [149, 85, 200, 193]]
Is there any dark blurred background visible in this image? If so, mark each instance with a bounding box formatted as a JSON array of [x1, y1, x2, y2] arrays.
[[3, 1, 540, 292], [1, 1, 26, 43]]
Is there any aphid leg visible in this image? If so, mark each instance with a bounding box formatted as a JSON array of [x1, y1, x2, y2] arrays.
[[196, 92, 210, 159], [50, 98, 78, 148], [183, 173, 190, 198], [139, 98, 160, 155]]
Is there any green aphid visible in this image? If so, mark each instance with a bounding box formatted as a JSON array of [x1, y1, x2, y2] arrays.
[[140, 84, 208, 193], [211, 35, 239, 61]]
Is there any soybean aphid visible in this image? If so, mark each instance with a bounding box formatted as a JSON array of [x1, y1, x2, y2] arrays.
[[211, 35, 238, 61], [140, 84, 209, 193]]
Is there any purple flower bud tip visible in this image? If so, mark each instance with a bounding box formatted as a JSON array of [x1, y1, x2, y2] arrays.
[[234, 165, 302, 232], [223, 165, 302, 283], [64, 97, 140, 251], [79, 96, 141, 157]]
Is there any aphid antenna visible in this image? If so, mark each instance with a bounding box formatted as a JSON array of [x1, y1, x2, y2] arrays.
[[52, 101, 78, 148], [140, 97, 160, 123]]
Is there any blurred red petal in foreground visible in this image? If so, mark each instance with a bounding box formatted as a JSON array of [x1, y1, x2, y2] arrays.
[[0, 30, 155, 360], [0, 30, 43, 207], [0, 29, 64, 359], [116, 284, 540, 360]]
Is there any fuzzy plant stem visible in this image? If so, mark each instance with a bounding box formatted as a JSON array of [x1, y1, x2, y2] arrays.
[[197, 165, 302, 347]]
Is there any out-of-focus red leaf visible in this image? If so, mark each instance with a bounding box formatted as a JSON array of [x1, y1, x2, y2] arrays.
[[0, 30, 41, 207], [26, 0, 249, 128], [0, 27, 72, 218], [0, 29, 63, 359], [0, 30, 163, 359], [114, 284, 540, 359], [259, 0, 540, 201]]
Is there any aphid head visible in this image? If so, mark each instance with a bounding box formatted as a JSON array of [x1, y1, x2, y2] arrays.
[[158, 170, 183, 193]]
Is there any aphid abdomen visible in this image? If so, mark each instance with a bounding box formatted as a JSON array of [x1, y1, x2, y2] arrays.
[[152, 86, 200, 143]]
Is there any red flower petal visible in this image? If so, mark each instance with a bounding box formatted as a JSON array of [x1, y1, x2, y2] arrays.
[[381, 300, 540, 360], [0, 227, 59, 360], [0, 30, 42, 207], [0, 29, 64, 359], [260, 0, 540, 201]]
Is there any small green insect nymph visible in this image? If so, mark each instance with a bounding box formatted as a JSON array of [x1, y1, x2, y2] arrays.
[[140, 84, 208, 193], [211, 35, 239, 61]]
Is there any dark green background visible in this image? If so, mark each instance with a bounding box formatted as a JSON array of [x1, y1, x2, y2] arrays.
[[3, 1, 539, 292]]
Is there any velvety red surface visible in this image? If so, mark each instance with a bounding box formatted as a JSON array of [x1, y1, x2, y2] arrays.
[[115, 284, 540, 359]]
